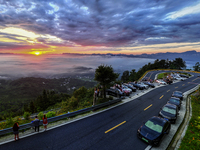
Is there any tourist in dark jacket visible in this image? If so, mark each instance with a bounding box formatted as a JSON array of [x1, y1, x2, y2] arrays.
[[33, 116, 40, 132], [13, 122, 20, 141]]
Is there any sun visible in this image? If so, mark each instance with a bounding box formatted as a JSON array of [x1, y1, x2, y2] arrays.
[[29, 51, 42, 56], [34, 52, 41, 55]]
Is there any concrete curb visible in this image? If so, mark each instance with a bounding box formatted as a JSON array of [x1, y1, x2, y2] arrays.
[[171, 85, 198, 150]]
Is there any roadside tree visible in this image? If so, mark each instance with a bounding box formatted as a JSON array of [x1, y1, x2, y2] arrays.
[[94, 65, 119, 99], [121, 70, 129, 83], [193, 62, 200, 71], [173, 58, 186, 70]]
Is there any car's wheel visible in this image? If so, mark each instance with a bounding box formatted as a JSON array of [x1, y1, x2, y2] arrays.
[[167, 124, 171, 134], [173, 119, 176, 124]]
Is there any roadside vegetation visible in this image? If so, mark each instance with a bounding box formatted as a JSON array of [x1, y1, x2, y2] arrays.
[[178, 87, 200, 149], [0, 77, 96, 120], [157, 72, 168, 79]]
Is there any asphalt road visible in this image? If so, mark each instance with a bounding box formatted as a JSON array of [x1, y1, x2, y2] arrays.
[[1, 73, 200, 150]]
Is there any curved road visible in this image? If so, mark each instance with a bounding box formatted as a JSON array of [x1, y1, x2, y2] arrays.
[[1, 72, 200, 150]]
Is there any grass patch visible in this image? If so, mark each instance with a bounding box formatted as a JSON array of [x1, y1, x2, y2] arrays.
[[178, 91, 200, 149], [157, 72, 169, 79]]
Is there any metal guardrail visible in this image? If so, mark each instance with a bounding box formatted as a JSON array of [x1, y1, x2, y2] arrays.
[[0, 98, 122, 136]]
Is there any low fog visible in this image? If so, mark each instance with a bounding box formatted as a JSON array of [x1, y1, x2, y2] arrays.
[[0, 54, 156, 79]]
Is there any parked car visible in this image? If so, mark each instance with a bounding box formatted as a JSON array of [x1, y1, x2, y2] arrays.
[[167, 97, 181, 110], [106, 88, 124, 98], [159, 103, 179, 124], [138, 82, 149, 89], [179, 74, 189, 78], [121, 85, 132, 93], [155, 80, 167, 85], [117, 87, 130, 96], [129, 82, 144, 90], [143, 81, 155, 88], [123, 83, 136, 92], [172, 91, 183, 100], [137, 116, 171, 146], [163, 78, 173, 84], [176, 77, 186, 81]]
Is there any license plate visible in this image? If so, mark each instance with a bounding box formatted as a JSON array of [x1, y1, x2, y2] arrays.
[[142, 137, 148, 143], [164, 118, 169, 121]]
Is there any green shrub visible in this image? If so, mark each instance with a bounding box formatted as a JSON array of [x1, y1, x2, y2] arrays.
[[38, 112, 44, 120], [46, 111, 56, 118], [23, 112, 30, 120], [68, 96, 79, 109], [6, 117, 14, 127]]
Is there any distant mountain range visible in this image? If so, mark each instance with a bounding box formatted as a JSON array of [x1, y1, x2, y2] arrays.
[[63, 50, 200, 62]]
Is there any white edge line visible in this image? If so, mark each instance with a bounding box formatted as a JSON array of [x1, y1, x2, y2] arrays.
[[145, 145, 152, 150]]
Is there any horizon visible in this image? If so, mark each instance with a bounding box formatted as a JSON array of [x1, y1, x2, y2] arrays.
[[0, 50, 199, 56], [0, 1, 200, 55]]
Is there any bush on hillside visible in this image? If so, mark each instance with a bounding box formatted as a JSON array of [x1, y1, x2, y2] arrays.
[[38, 112, 44, 120], [6, 117, 14, 127], [23, 112, 30, 120], [46, 111, 56, 118]]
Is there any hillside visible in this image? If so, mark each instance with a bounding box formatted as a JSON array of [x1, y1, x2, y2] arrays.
[[0, 77, 96, 119]]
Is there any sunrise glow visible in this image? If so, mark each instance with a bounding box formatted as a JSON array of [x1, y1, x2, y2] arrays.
[[0, 1, 199, 55]]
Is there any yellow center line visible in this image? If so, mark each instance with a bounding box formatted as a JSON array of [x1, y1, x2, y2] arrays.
[[182, 84, 185, 86], [144, 104, 152, 111], [160, 95, 164, 99], [105, 121, 126, 133], [167, 90, 170, 92], [149, 73, 153, 79], [192, 78, 198, 82], [175, 86, 178, 89]]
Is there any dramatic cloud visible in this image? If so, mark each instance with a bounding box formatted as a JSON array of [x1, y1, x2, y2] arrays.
[[0, 0, 200, 54]]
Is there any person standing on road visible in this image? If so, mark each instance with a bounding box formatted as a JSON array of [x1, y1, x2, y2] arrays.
[[97, 88, 100, 97], [43, 114, 48, 131], [93, 88, 98, 106], [33, 116, 40, 132], [13, 122, 20, 141]]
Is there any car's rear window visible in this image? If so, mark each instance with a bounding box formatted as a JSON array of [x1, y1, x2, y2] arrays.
[[145, 120, 163, 133], [163, 106, 176, 115], [174, 92, 182, 95], [169, 98, 179, 103]]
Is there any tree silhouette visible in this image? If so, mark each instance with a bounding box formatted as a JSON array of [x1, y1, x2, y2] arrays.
[[95, 65, 119, 98], [193, 62, 200, 71], [121, 70, 129, 82]]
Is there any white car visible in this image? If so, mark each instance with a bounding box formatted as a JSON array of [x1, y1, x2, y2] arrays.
[[121, 85, 132, 93], [138, 82, 149, 89], [176, 77, 186, 81]]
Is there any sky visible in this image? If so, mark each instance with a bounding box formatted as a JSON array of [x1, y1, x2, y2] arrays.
[[0, 0, 200, 55]]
